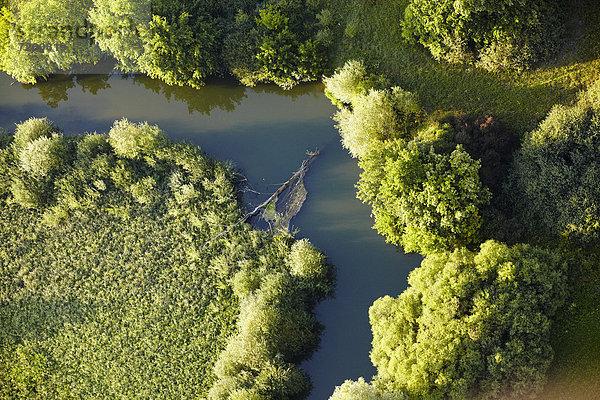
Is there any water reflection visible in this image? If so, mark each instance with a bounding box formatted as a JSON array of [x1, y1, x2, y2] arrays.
[[0, 71, 417, 400], [15, 73, 324, 116]]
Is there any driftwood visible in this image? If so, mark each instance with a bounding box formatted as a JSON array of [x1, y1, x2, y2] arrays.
[[203, 150, 319, 247], [239, 150, 318, 224]]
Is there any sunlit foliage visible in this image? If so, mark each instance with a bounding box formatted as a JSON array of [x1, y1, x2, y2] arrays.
[[0, 117, 332, 398], [402, 0, 563, 71], [1, 0, 329, 89], [369, 241, 568, 399], [357, 140, 490, 254]]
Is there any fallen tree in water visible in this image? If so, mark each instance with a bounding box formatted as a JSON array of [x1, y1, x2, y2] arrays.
[[205, 150, 319, 246]]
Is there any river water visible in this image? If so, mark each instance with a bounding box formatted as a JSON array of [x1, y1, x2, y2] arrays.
[[0, 73, 420, 399]]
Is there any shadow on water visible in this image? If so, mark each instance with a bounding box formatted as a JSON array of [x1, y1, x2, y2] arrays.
[[16, 73, 324, 116]]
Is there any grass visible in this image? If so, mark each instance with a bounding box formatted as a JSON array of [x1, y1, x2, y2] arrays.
[[321, 0, 600, 397], [542, 255, 600, 399], [0, 120, 331, 399], [324, 0, 600, 135]]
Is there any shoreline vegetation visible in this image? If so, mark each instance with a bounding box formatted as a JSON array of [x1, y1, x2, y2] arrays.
[[0, 118, 333, 399], [1, 0, 600, 399]]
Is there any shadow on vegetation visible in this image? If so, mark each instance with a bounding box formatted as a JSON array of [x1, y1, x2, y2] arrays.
[[328, 0, 600, 135]]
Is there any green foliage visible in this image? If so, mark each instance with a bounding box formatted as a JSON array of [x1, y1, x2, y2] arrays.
[[0, 0, 100, 83], [0, 118, 332, 399], [13, 117, 58, 151], [329, 378, 404, 400], [323, 60, 374, 106], [325, 61, 423, 158], [357, 140, 490, 254], [138, 12, 221, 89], [227, 0, 329, 89], [402, 0, 563, 71], [369, 241, 569, 399], [107, 118, 166, 159], [88, 0, 150, 72], [509, 80, 600, 242], [18, 136, 67, 178], [2, 0, 328, 88], [288, 239, 327, 282], [210, 262, 330, 399]]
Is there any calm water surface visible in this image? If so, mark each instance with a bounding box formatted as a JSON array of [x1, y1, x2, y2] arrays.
[[0, 73, 420, 399]]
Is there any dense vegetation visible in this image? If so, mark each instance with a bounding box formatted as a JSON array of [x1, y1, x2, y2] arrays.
[[0, 118, 332, 398], [370, 241, 568, 399], [0, 0, 330, 88], [325, 58, 599, 398], [402, 0, 563, 71], [326, 61, 495, 254], [509, 81, 600, 243], [2, 0, 600, 398]]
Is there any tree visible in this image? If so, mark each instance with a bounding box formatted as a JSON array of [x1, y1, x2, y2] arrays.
[[137, 12, 221, 89], [509, 80, 600, 242], [334, 87, 421, 159], [225, 0, 329, 89], [88, 0, 150, 71], [369, 241, 569, 399], [402, 0, 563, 71], [357, 140, 490, 254], [329, 378, 404, 400], [323, 60, 376, 106], [1, 0, 100, 83]]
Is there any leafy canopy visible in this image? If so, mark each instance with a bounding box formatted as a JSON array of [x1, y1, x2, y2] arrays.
[[402, 0, 563, 71], [369, 240, 569, 399], [0, 117, 332, 399], [509, 80, 600, 242], [357, 140, 490, 254]]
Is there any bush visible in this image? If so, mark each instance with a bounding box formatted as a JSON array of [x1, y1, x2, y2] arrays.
[[369, 241, 568, 399], [13, 117, 58, 151], [108, 118, 166, 159], [357, 140, 490, 254], [1, 117, 331, 399], [329, 378, 403, 400], [76, 133, 111, 161], [138, 13, 221, 89], [402, 0, 563, 71], [509, 80, 600, 242], [288, 239, 326, 280], [226, 0, 329, 89], [18, 136, 66, 178], [334, 88, 421, 158], [323, 60, 375, 106]]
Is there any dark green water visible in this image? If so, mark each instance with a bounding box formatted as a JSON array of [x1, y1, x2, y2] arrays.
[[0, 73, 420, 399]]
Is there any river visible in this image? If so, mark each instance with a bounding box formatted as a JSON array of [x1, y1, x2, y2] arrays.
[[0, 73, 420, 399]]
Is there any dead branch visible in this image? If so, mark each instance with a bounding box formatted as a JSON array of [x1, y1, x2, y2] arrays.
[[202, 150, 319, 247]]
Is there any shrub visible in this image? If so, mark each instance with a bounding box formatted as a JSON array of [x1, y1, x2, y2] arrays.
[[402, 0, 563, 71], [18, 136, 66, 178], [357, 140, 490, 254], [329, 378, 403, 400], [108, 118, 166, 159], [369, 241, 568, 399], [323, 60, 375, 106], [76, 133, 111, 161], [138, 13, 221, 89], [9, 176, 49, 208], [288, 239, 326, 280], [13, 117, 57, 151], [509, 80, 600, 242], [334, 88, 420, 158]]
